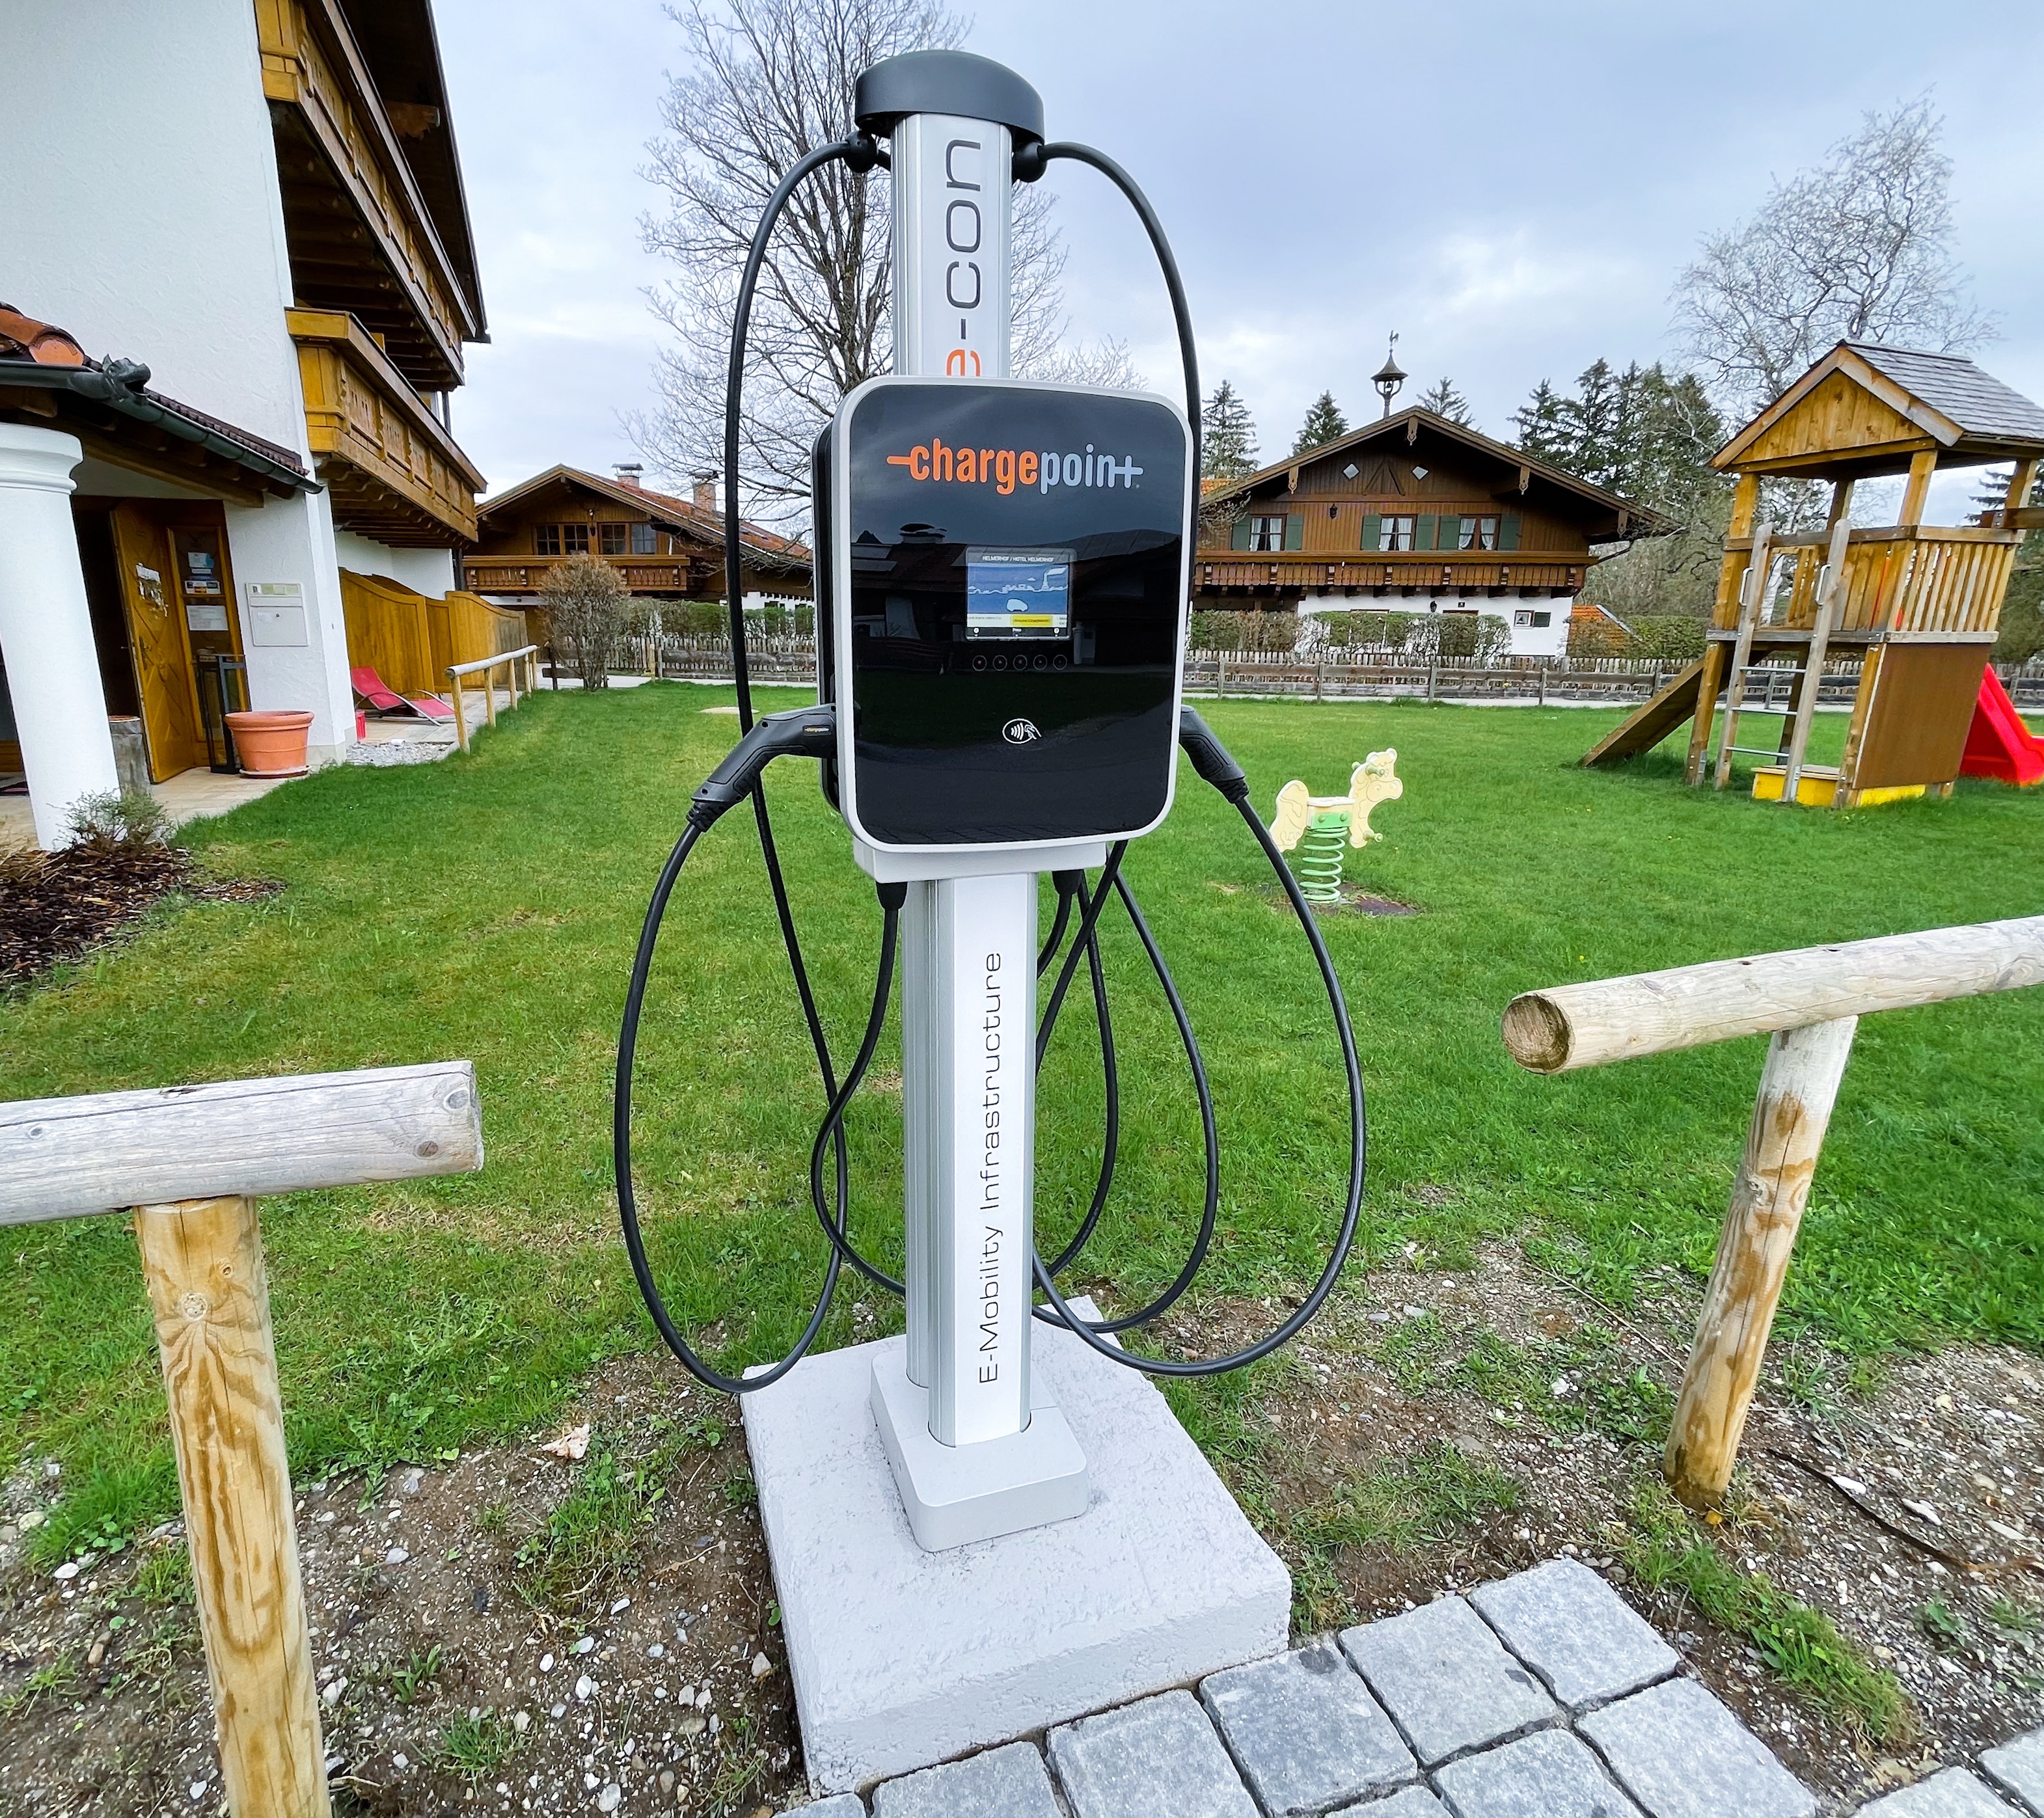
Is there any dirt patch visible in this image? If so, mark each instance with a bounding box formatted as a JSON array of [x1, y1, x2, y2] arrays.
[[0, 842, 280, 987], [1136, 1247, 2043, 1811], [2, 1259, 2037, 1815], [0, 1355, 798, 1818]]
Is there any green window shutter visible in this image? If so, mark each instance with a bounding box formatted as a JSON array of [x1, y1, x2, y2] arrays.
[[1230, 515, 1251, 551], [1498, 513, 1521, 551], [1438, 515, 1462, 552], [1361, 513, 1382, 552], [1284, 513, 1303, 552], [1415, 513, 1437, 552]]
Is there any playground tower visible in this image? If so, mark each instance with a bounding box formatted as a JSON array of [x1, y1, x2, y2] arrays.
[[1585, 342, 2044, 807]]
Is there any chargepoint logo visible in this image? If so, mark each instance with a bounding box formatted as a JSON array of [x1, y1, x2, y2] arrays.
[[885, 438, 1145, 495], [1001, 718, 1041, 746]]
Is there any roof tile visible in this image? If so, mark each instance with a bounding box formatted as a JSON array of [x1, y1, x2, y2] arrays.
[[1846, 343, 2044, 445], [0, 305, 87, 366]]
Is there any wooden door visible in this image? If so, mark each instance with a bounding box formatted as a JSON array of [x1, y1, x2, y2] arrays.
[[111, 504, 205, 781], [166, 514, 244, 766]]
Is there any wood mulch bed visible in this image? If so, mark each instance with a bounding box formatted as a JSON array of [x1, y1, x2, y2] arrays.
[[0, 841, 279, 987]]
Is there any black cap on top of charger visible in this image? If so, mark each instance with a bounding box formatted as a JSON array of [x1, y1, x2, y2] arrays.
[[853, 49, 1045, 147]]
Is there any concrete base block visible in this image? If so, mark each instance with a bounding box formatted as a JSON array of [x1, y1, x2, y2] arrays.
[[869, 1352, 1089, 1551], [743, 1306, 1291, 1795]]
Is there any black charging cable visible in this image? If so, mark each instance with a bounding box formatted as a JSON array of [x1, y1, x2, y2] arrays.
[[616, 707, 907, 1393], [621, 126, 1370, 1391]]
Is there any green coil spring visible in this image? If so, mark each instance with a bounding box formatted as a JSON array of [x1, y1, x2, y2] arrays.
[[1289, 811, 1347, 904]]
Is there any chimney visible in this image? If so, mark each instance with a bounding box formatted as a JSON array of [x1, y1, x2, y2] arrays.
[[613, 462, 644, 490], [692, 472, 717, 515]]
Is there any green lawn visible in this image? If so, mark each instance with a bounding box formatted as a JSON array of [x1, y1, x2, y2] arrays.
[[5, 685, 2041, 1556]]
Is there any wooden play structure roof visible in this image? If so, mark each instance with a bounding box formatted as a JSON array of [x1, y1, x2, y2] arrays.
[[1714, 342, 2044, 483]]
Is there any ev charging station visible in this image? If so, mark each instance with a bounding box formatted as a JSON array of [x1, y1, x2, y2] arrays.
[[616, 49, 1367, 1794]]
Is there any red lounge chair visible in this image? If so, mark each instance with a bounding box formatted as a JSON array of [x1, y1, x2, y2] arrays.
[[351, 665, 455, 723]]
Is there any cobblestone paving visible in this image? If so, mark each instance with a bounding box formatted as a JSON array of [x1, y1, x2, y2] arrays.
[[778, 1560, 2044, 1817]]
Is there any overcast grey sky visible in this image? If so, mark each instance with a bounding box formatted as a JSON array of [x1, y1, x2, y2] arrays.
[[437, 0, 2043, 515]]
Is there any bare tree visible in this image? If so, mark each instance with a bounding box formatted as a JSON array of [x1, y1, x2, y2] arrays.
[[541, 555, 629, 689], [1674, 96, 1994, 415], [633, 0, 1108, 524]]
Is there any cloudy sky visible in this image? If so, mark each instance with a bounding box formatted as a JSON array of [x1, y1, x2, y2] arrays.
[[437, 0, 2043, 518]]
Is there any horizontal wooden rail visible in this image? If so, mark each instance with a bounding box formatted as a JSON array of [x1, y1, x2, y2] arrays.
[[1, 1061, 485, 1818], [1501, 917, 2044, 1511], [0, 1061, 482, 1225], [447, 646, 539, 751], [1502, 915, 2044, 1074], [446, 642, 538, 678]]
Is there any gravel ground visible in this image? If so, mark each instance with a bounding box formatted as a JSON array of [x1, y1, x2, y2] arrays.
[[344, 736, 459, 768], [0, 1249, 2037, 1815]]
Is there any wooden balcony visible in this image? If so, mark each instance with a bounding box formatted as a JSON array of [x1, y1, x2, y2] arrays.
[[1713, 524, 2018, 642], [460, 554, 811, 599], [290, 310, 484, 547], [1194, 551, 1585, 596], [259, 0, 480, 392]]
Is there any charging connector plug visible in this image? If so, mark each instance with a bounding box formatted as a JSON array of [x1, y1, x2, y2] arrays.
[[688, 705, 838, 830], [1178, 706, 1249, 804]]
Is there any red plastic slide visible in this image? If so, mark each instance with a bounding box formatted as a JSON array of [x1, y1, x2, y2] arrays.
[[1961, 666, 2044, 787]]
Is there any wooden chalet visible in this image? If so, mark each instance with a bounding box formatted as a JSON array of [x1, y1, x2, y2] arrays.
[[1196, 407, 1668, 657], [1586, 342, 2044, 808], [1, 0, 495, 828], [464, 467, 810, 603]]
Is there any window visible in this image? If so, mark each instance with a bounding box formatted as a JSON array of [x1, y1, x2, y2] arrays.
[[535, 524, 561, 556], [1378, 515, 1417, 551], [1249, 514, 1287, 552], [562, 523, 591, 554], [1458, 515, 1500, 551], [1513, 609, 1553, 629], [630, 522, 657, 555], [599, 522, 627, 556]]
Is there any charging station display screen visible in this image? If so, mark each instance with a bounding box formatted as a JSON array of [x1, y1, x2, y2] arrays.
[[828, 379, 1193, 850], [966, 548, 1072, 640]]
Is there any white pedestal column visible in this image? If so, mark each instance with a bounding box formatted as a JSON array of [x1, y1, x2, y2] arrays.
[[0, 425, 119, 847]]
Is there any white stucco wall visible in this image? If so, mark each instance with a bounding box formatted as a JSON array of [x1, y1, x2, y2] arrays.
[[1, 0, 307, 455], [1298, 593, 1573, 660], [334, 534, 457, 598], [1, 0, 355, 758]]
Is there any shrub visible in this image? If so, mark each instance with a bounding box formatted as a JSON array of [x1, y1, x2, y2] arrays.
[[65, 789, 169, 850], [539, 554, 628, 689], [1432, 613, 1512, 662], [1189, 610, 1301, 653], [745, 599, 814, 638]]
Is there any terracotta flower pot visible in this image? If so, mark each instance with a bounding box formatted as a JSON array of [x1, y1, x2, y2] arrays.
[[225, 709, 315, 778]]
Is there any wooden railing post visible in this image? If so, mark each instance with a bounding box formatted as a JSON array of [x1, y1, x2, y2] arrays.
[[1663, 1017, 1857, 1508], [452, 670, 469, 752], [136, 1194, 331, 1818], [484, 661, 499, 727], [1503, 917, 2044, 1506]]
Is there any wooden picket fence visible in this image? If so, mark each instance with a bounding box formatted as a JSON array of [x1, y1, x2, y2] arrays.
[[612, 635, 2044, 708]]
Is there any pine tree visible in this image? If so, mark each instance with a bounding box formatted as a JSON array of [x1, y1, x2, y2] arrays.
[[1974, 465, 2044, 520], [1291, 391, 1349, 457], [1417, 377, 1473, 425], [1201, 381, 1260, 481], [1510, 380, 1572, 466], [1564, 360, 1622, 489]]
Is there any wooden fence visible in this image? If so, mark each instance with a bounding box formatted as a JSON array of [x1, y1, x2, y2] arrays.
[[1501, 917, 2044, 1508], [0, 1063, 486, 1818], [617, 635, 2044, 708], [448, 644, 539, 752]]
